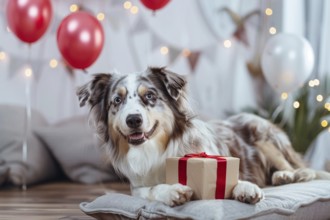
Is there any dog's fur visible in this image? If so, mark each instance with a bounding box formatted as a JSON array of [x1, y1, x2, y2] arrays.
[[77, 67, 330, 206]]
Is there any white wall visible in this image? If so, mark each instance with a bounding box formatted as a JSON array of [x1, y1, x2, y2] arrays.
[[0, 0, 261, 123]]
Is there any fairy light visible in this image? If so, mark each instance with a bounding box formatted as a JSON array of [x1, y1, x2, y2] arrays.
[[24, 67, 33, 77], [224, 40, 232, 48], [130, 6, 139, 14], [160, 46, 169, 55], [182, 49, 191, 57], [321, 120, 328, 128], [281, 92, 288, 100], [293, 101, 300, 109], [314, 79, 320, 86], [6, 26, 11, 33], [0, 52, 6, 61], [97, 12, 105, 21], [328, 127, 330, 133], [265, 8, 273, 16], [316, 95, 323, 102], [269, 27, 277, 35], [308, 80, 315, 87], [49, 59, 58, 68], [123, 1, 132, 9], [325, 103, 330, 111], [70, 4, 79, 12]]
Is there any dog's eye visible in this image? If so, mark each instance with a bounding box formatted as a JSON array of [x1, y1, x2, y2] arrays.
[[145, 93, 156, 100], [114, 96, 122, 104]]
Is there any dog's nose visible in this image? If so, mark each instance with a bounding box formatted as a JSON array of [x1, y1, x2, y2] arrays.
[[126, 114, 143, 128]]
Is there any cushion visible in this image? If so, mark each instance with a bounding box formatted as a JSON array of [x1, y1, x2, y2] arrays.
[[0, 163, 9, 186], [0, 105, 59, 186], [80, 180, 330, 219], [35, 115, 119, 184]]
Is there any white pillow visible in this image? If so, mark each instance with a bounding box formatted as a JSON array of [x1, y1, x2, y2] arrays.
[[35, 115, 119, 184], [0, 105, 59, 186], [80, 180, 330, 219]]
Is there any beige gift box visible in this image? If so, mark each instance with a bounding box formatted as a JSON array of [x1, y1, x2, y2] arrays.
[[166, 153, 240, 200]]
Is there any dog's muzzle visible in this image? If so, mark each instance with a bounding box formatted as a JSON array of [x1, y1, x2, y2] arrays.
[[118, 120, 159, 146]]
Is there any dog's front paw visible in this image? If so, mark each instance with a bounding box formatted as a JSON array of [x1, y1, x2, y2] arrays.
[[153, 183, 193, 206], [272, 170, 295, 185], [294, 168, 316, 182], [232, 181, 264, 204]]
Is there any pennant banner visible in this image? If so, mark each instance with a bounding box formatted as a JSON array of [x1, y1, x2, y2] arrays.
[[151, 32, 163, 51], [168, 46, 182, 64], [187, 51, 201, 72], [129, 16, 149, 34]]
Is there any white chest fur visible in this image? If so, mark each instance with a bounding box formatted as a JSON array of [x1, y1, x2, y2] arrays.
[[119, 139, 167, 187]]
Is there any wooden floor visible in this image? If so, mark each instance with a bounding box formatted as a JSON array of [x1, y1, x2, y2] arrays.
[[0, 181, 130, 220]]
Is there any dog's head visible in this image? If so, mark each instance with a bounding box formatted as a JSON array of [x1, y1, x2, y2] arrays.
[[77, 67, 192, 153]]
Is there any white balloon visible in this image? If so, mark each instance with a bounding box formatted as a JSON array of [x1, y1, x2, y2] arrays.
[[261, 33, 315, 93]]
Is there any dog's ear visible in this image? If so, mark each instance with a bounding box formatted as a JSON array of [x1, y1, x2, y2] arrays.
[[147, 67, 186, 101], [76, 73, 112, 108], [77, 73, 113, 142]]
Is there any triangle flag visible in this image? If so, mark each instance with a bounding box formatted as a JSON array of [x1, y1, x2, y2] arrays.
[[187, 51, 201, 72], [129, 16, 148, 34], [168, 46, 181, 64]]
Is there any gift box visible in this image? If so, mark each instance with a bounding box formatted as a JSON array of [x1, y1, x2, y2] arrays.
[[166, 152, 240, 200]]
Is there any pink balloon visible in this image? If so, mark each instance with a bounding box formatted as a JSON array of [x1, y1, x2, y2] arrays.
[[6, 0, 53, 43], [57, 11, 105, 69]]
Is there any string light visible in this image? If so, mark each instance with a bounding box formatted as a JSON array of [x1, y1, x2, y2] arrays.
[[293, 101, 300, 109], [321, 120, 328, 128], [265, 8, 273, 16], [325, 103, 330, 111], [0, 52, 6, 61], [123, 1, 132, 9], [269, 27, 277, 35], [182, 49, 191, 57], [97, 12, 105, 21], [316, 95, 323, 102], [224, 40, 232, 48], [160, 46, 169, 55], [49, 59, 58, 68], [281, 92, 288, 100], [70, 4, 79, 12], [24, 67, 33, 77], [308, 80, 315, 87], [6, 26, 11, 33], [328, 127, 330, 133], [130, 6, 139, 14], [309, 79, 320, 87]]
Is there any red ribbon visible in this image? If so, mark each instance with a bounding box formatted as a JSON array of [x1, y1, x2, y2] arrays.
[[178, 152, 227, 199]]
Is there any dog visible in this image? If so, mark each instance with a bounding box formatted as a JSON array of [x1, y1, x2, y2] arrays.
[[77, 67, 330, 206]]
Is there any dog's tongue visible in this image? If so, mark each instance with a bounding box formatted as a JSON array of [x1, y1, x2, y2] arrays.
[[129, 133, 144, 140]]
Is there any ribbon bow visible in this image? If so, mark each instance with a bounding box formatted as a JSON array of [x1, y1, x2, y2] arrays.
[[184, 152, 225, 160]]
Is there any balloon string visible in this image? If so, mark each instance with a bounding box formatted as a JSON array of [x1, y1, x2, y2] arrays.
[[22, 44, 32, 191], [271, 103, 283, 122], [271, 99, 287, 127]]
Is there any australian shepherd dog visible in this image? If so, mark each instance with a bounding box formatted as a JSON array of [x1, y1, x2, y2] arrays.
[[77, 67, 330, 206]]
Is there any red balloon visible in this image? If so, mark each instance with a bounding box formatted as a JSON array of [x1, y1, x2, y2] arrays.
[[140, 0, 170, 11], [57, 11, 104, 70], [6, 0, 52, 43]]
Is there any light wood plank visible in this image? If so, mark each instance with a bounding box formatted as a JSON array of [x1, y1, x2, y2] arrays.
[[0, 181, 130, 219]]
